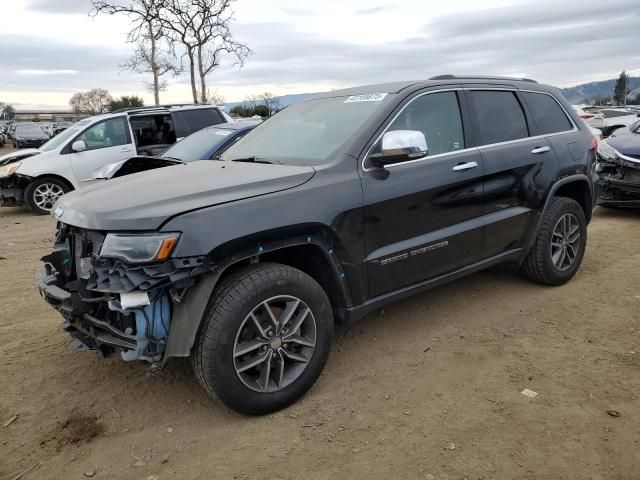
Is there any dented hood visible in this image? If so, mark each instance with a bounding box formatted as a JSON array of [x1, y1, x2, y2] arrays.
[[54, 160, 315, 231], [0, 148, 40, 166]]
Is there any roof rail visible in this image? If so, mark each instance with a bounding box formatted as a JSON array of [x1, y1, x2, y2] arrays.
[[111, 103, 215, 114], [429, 74, 538, 84]]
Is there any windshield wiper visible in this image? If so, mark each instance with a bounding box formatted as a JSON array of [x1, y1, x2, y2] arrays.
[[229, 156, 282, 165]]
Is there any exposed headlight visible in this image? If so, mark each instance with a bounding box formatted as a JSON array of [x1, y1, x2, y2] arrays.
[[100, 233, 180, 263], [597, 141, 618, 161], [0, 162, 21, 179]]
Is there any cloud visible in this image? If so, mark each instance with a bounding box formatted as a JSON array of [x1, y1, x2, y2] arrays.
[[16, 69, 79, 76], [355, 5, 398, 15], [26, 0, 91, 14]]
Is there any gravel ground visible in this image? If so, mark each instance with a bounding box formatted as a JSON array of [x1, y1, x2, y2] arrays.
[[1, 142, 639, 479]]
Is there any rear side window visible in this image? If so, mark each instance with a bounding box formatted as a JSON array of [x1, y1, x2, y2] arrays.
[[522, 92, 572, 135], [468, 91, 528, 145], [173, 109, 225, 137]]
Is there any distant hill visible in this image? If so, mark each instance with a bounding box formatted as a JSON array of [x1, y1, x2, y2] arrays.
[[225, 76, 640, 111], [559, 76, 640, 104]]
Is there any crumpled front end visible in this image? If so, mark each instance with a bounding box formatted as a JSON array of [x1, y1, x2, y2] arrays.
[[0, 175, 27, 207], [37, 223, 212, 363], [597, 154, 640, 207]]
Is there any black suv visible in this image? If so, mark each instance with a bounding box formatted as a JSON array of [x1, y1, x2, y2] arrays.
[[37, 76, 598, 414]]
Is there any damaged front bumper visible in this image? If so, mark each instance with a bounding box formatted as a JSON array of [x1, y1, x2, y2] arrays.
[[597, 154, 640, 207], [0, 174, 27, 207], [37, 225, 217, 365]]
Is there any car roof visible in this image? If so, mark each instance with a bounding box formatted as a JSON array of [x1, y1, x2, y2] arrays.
[[310, 76, 549, 101]]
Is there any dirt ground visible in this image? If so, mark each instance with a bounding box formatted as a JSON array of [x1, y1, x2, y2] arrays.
[[1, 142, 639, 479]]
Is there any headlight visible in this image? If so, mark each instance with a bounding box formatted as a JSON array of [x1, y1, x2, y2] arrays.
[[0, 162, 21, 179], [100, 233, 180, 263], [597, 141, 618, 161]]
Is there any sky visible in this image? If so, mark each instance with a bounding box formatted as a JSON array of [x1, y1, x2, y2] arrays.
[[0, 0, 639, 109]]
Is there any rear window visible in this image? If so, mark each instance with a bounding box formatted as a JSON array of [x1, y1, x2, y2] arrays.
[[468, 91, 528, 145], [522, 92, 573, 135], [173, 109, 225, 137]]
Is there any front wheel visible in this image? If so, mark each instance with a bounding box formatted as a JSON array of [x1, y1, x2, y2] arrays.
[[521, 197, 587, 285], [192, 263, 334, 415], [24, 176, 71, 215]]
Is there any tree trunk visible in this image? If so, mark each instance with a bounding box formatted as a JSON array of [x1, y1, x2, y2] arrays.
[[149, 22, 160, 105], [197, 45, 207, 103], [188, 48, 198, 103]]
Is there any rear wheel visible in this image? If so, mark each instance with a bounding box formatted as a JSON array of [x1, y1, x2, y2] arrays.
[[521, 197, 587, 285], [24, 177, 70, 215], [192, 263, 333, 414]]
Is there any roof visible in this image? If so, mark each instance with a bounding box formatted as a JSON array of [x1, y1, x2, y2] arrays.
[[309, 75, 546, 101], [209, 121, 261, 131]]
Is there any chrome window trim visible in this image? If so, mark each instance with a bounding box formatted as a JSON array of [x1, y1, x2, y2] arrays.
[[361, 87, 578, 172]]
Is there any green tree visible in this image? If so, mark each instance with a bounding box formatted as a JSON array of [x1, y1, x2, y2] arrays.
[[109, 95, 145, 111], [613, 71, 630, 105], [1, 104, 15, 120]]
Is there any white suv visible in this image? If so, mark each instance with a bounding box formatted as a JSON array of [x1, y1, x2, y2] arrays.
[[0, 104, 232, 214]]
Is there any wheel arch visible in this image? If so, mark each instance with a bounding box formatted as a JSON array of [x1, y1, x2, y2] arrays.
[[27, 173, 75, 192], [547, 175, 593, 223], [163, 226, 354, 365]]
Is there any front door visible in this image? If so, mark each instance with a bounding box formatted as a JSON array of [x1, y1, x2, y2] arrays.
[[69, 117, 135, 185], [361, 90, 485, 298]]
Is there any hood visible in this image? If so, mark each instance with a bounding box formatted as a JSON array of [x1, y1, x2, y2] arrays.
[[607, 132, 640, 157], [54, 160, 316, 231], [0, 149, 40, 167]]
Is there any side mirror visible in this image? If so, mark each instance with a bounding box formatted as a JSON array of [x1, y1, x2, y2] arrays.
[[71, 140, 86, 152], [369, 130, 428, 168]]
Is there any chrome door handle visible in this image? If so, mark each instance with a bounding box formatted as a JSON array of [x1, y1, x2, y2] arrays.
[[452, 161, 478, 171], [531, 146, 550, 154]]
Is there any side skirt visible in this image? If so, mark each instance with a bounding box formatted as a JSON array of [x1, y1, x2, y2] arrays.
[[337, 248, 524, 324]]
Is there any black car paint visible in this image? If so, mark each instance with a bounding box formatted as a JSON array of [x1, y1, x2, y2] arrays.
[[40, 78, 596, 364]]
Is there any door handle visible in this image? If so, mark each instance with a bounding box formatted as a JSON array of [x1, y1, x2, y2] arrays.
[[531, 146, 550, 154], [452, 161, 478, 172]]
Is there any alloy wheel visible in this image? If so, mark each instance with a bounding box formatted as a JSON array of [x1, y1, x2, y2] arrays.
[[550, 213, 581, 271], [233, 295, 317, 393], [33, 183, 64, 212]]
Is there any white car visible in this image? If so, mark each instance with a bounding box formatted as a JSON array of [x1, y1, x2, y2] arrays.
[[0, 104, 232, 214], [596, 108, 639, 136]]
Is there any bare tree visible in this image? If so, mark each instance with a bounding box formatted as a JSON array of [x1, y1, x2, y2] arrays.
[[91, 0, 179, 105], [197, 88, 226, 105], [260, 92, 280, 116], [161, 0, 251, 103], [70, 89, 113, 115], [243, 94, 259, 111]]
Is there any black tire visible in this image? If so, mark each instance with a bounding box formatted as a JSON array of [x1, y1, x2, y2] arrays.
[[192, 263, 334, 415], [521, 196, 587, 286], [24, 176, 71, 215]]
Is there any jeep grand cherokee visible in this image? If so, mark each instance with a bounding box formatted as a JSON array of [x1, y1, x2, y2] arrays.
[[37, 76, 598, 414]]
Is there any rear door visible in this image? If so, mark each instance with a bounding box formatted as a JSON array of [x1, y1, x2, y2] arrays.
[[67, 117, 135, 184], [465, 89, 562, 258], [361, 90, 485, 298]]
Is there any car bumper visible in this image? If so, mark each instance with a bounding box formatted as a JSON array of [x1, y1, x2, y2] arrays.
[[15, 140, 46, 148], [0, 175, 26, 206], [596, 157, 640, 207]]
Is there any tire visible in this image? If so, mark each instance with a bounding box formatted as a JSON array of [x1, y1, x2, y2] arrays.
[[24, 176, 71, 215], [192, 263, 334, 415], [521, 196, 587, 286]]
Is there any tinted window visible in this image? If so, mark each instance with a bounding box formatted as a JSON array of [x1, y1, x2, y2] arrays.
[[387, 91, 465, 156], [173, 109, 225, 137], [76, 117, 129, 151], [522, 92, 572, 135], [468, 91, 528, 145]]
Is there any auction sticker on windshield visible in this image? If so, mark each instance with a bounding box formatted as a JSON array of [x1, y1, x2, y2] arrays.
[[344, 93, 388, 103]]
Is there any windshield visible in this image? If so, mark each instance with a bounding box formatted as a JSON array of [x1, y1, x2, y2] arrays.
[[40, 119, 90, 152], [162, 126, 236, 161], [220, 94, 391, 165], [16, 125, 45, 135]]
